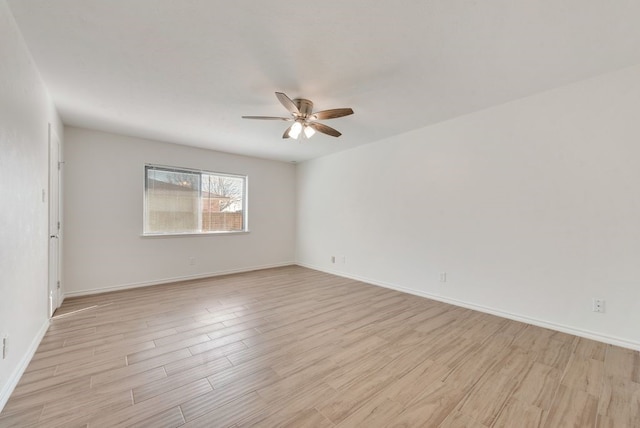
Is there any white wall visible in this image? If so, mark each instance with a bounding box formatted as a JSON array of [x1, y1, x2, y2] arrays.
[[297, 64, 640, 350], [63, 127, 296, 295], [0, 1, 63, 409]]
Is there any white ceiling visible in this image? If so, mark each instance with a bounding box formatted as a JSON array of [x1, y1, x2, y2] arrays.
[[7, 0, 640, 162]]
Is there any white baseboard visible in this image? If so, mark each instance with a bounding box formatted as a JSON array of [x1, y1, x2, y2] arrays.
[[64, 262, 296, 298], [0, 319, 50, 412], [297, 263, 640, 352]]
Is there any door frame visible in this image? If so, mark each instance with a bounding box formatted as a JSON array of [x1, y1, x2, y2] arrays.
[[48, 124, 62, 317]]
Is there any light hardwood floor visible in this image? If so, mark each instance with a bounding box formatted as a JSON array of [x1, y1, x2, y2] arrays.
[[1, 266, 639, 427]]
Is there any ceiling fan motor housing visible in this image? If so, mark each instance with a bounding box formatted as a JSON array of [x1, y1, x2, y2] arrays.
[[293, 99, 314, 117]]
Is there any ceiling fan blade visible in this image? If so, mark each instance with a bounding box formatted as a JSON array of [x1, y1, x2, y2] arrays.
[[308, 122, 342, 137], [242, 116, 292, 121], [311, 108, 354, 120], [275, 92, 300, 116]]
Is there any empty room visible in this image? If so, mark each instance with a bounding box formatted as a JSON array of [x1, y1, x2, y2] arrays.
[[1, 1, 639, 427]]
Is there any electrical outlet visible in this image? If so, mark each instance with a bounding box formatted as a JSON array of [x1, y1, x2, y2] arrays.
[[2, 335, 8, 359], [439, 272, 447, 283], [331, 256, 336, 264], [592, 299, 605, 313], [189, 257, 196, 266], [339, 256, 346, 264]]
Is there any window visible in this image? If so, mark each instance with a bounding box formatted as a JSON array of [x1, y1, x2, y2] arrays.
[[144, 165, 247, 235]]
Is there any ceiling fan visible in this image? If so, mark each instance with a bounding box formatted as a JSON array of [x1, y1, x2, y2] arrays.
[[242, 92, 354, 139]]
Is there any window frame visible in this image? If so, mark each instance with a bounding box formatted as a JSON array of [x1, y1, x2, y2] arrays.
[[142, 164, 249, 237]]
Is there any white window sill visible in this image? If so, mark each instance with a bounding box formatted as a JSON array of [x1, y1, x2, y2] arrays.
[[141, 230, 250, 238]]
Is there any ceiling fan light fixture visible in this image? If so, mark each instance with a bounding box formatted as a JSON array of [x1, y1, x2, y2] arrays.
[[303, 125, 315, 138], [289, 121, 303, 139]]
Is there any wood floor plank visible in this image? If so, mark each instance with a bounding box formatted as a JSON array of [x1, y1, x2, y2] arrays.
[[189, 328, 258, 354], [278, 408, 334, 428], [335, 396, 403, 427], [455, 371, 519, 426], [92, 340, 156, 360], [127, 406, 184, 428], [87, 379, 211, 427], [132, 356, 231, 403], [1, 265, 639, 427], [9, 367, 56, 387], [597, 374, 640, 426], [542, 385, 598, 427], [324, 351, 393, 391], [560, 354, 604, 396], [11, 356, 125, 397], [180, 391, 265, 428], [512, 362, 563, 410], [89, 349, 187, 387], [385, 380, 470, 427], [493, 346, 536, 383], [126, 335, 209, 364], [2, 378, 91, 415], [574, 337, 607, 361], [439, 410, 486, 428], [152, 324, 225, 347], [439, 340, 507, 389], [604, 345, 640, 383], [93, 366, 167, 395], [317, 367, 397, 424], [382, 359, 449, 406], [0, 405, 43, 427], [236, 382, 337, 427], [38, 390, 132, 428], [165, 341, 245, 376], [24, 347, 96, 372], [256, 357, 340, 405], [492, 398, 545, 428], [180, 368, 279, 421]]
